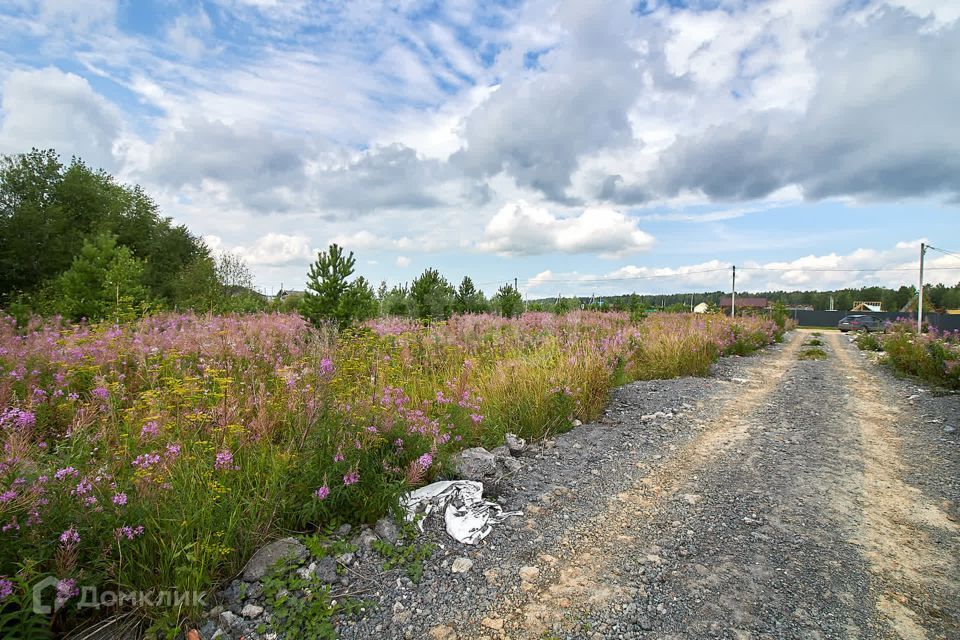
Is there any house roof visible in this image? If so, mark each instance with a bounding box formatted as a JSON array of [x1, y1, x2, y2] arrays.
[[719, 297, 767, 308]]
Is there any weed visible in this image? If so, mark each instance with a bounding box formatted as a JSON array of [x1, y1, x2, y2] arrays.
[[370, 539, 437, 583], [799, 348, 828, 360], [854, 331, 882, 352], [260, 558, 366, 640]]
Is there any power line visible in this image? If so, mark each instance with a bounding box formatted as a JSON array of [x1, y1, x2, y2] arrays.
[[740, 266, 960, 273], [927, 245, 960, 260]]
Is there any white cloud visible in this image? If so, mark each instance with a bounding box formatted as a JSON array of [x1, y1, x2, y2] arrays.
[[205, 232, 313, 266], [523, 241, 960, 297], [478, 201, 654, 258], [0, 67, 123, 170], [396, 256, 411, 268]]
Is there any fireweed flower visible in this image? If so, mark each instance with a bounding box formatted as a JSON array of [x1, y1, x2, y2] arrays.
[[73, 478, 93, 496], [91, 386, 109, 400], [319, 358, 334, 376], [59, 527, 80, 546], [112, 493, 127, 506], [140, 421, 159, 439], [0, 490, 16, 503], [54, 467, 79, 481], [416, 453, 433, 470], [114, 525, 145, 540], [314, 485, 330, 500], [55, 579, 79, 607], [0, 577, 13, 601], [343, 471, 359, 486], [132, 453, 161, 469], [214, 450, 237, 471], [165, 443, 182, 460]]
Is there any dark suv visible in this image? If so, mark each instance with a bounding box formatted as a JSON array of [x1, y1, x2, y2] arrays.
[[838, 315, 884, 332]]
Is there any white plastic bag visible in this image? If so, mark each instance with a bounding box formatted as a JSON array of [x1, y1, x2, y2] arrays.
[[401, 480, 523, 545]]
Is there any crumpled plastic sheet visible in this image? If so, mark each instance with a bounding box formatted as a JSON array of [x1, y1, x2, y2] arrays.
[[401, 480, 523, 545]]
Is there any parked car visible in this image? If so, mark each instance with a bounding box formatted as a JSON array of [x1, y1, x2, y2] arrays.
[[838, 315, 884, 332]]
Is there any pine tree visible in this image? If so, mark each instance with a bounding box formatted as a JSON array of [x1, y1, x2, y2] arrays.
[[301, 244, 356, 328], [301, 244, 377, 328]]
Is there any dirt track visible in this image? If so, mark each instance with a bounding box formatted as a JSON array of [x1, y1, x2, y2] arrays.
[[337, 330, 960, 640]]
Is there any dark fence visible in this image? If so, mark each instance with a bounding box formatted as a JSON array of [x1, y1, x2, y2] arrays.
[[789, 310, 960, 331]]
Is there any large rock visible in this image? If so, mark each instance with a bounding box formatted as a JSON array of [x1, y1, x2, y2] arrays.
[[454, 447, 496, 480], [505, 433, 526, 455], [375, 517, 401, 544], [242, 537, 308, 582], [355, 528, 378, 549], [315, 556, 338, 584]]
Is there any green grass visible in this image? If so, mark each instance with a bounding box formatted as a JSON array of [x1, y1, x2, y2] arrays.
[[798, 348, 828, 360]]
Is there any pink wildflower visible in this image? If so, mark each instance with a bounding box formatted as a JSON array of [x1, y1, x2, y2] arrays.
[[54, 467, 79, 481], [140, 421, 159, 439], [314, 485, 330, 500], [214, 450, 237, 471], [59, 527, 80, 546], [416, 453, 433, 470], [343, 470, 359, 486], [132, 453, 161, 469], [55, 578, 79, 607], [0, 577, 13, 600]]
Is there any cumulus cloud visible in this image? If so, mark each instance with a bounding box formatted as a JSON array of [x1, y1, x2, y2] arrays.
[[311, 144, 464, 213], [451, 0, 643, 202], [649, 9, 960, 202], [205, 232, 313, 266], [145, 117, 311, 212], [0, 67, 123, 170], [395, 256, 411, 267], [523, 241, 960, 296], [478, 201, 654, 258]]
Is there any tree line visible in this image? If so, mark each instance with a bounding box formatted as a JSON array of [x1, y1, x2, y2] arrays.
[[0, 149, 266, 323], [540, 285, 960, 314], [296, 243, 524, 328]]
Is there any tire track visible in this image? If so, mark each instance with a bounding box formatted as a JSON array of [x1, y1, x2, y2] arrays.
[[830, 332, 960, 639]]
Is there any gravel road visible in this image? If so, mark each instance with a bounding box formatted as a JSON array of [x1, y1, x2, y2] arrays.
[[330, 329, 960, 640]]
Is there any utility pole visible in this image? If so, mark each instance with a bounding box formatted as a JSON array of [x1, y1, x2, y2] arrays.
[[918, 242, 926, 333], [514, 277, 518, 291], [731, 265, 737, 318]]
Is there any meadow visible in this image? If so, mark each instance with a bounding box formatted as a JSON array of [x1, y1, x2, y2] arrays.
[[0, 310, 780, 633]]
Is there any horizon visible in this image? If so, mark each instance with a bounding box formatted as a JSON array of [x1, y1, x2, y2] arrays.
[[1, 1, 959, 296]]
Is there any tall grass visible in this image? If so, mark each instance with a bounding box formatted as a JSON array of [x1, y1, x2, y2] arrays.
[[860, 321, 960, 389], [0, 311, 779, 634]]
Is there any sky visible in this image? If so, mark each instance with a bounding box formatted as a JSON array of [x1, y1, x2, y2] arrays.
[[1, 0, 959, 298]]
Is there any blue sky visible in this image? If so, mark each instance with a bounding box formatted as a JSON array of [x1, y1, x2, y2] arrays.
[[1, 0, 958, 296]]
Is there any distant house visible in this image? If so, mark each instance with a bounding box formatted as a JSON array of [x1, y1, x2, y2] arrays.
[[276, 288, 305, 301], [720, 296, 770, 313], [693, 302, 710, 314], [851, 301, 882, 312], [785, 304, 815, 311]]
